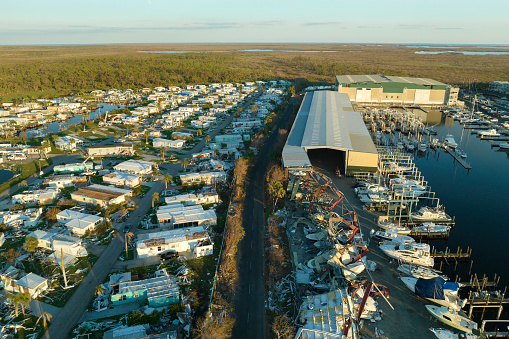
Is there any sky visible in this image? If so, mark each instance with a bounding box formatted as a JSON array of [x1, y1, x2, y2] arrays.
[[1, 0, 508, 46]]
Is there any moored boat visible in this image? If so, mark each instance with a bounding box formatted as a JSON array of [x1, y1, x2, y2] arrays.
[[444, 134, 458, 149], [430, 328, 479, 339], [425, 305, 478, 334], [401, 277, 465, 310], [398, 264, 448, 280], [379, 242, 434, 267], [370, 229, 414, 244], [411, 206, 451, 222]]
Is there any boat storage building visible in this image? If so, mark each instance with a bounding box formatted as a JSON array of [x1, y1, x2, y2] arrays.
[[282, 91, 378, 175]]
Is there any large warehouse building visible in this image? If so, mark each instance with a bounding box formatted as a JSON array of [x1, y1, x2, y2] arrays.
[[282, 91, 378, 175], [335, 74, 459, 106]]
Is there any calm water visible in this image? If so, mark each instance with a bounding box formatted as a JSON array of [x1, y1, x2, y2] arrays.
[[0, 169, 14, 185], [416, 51, 509, 55], [387, 111, 509, 287], [27, 103, 123, 139]]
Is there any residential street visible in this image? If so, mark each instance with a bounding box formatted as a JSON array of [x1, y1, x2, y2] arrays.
[[232, 96, 296, 338], [44, 94, 255, 338]]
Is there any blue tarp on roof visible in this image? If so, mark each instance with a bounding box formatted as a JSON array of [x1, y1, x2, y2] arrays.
[[415, 277, 445, 300]]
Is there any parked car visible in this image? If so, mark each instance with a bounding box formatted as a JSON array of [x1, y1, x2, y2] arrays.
[[159, 251, 179, 260], [123, 224, 131, 233]]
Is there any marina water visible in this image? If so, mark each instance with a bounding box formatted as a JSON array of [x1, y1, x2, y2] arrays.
[[390, 110, 509, 288]]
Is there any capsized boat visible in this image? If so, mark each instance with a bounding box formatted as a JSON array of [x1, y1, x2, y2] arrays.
[[379, 242, 434, 267], [425, 305, 478, 334], [411, 206, 451, 222], [430, 328, 479, 339], [401, 277, 465, 310], [398, 264, 448, 281], [370, 229, 414, 244]]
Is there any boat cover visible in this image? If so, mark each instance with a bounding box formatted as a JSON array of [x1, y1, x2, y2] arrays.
[[415, 277, 445, 300], [444, 282, 460, 292]]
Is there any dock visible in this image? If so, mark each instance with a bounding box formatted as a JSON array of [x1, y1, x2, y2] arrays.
[[443, 146, 472, 169], [431, 246, 472, 263]]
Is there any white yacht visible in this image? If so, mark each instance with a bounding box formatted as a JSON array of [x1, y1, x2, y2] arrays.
[[418, 143, 427, 152], [415, 222, 451, 234], [377, 219, 412, 235], [370, 229, 414, 244], [444, 134, 458, 149], [498, 142, 509, 150], [398, 264, 448, 280], [425, 305, 478, 334], [401, 277, 465, 310], [478, 128, 500, 137], [379, 242, 434, 267], [411, 206, 451, 222], [430, 328, 479, 339]]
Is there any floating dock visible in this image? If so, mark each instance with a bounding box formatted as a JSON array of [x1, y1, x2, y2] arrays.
[[443, 146, 472, 169]]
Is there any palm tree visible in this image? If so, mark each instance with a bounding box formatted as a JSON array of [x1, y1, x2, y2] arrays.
[[160, 146, 167, 162], [182, 158, 189, 169], [38, 145, 47, 159], [7, 292, 31, 317], [23, 236, 39, 262], [69, 137, 76, 151], [34, 312, 52, 329], [144, 130, 150, 144], [95, 285, 104, 311], [205, 135, 211, 144], [152, 192, 159, 208], [51, 134, 59, 145], [18, 180, 28, 189], [82, 113, 89, 131], [124, 232, 134, 256], [164, 174, 173, 189]]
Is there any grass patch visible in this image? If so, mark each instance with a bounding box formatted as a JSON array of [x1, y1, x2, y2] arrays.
[[0, 158, 52, 194]]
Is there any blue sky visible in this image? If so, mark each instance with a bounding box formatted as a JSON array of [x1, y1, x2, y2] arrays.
[[1, 0, 508, 45]]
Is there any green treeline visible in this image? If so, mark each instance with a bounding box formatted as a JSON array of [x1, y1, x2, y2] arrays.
[[0, 53, 271, 99]]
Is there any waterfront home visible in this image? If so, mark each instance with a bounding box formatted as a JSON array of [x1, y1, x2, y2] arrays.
[[56, 208, 104, 236], [136, 226, 213, 259], [43, 175, 84, 188], [0, 266, 48, 298], [103, 172, 141, 188], [114, 159, 152, 175], [71, 184, 132, 208], [179, 171, 227, 185], [191, 150, 214, 161], [12, 188, 59, 205], [28, 229, 88, 257], [111, 270, 179, 307], [156, 203, 216, 229]]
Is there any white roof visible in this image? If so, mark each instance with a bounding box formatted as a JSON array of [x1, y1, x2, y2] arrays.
[[156, 204, 216, 225], [103, 171, 140, 181], [137, 226, 209, 247], [66, 214, 103, 230], [17, 273, 47, 289], [114, 160, 152, 172]]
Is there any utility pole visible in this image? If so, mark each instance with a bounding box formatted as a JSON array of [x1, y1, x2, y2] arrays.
[[61, 248, 68, 288]]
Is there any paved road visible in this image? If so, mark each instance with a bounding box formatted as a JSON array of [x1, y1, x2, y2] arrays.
[[44, 93, 259, 338], [232, 96, 297, 339]]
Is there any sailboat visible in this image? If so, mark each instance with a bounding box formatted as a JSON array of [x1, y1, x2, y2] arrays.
[[425, 305, 479, 334]]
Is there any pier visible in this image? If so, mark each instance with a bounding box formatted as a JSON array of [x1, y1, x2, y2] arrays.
[[443, 146, 472, 169]]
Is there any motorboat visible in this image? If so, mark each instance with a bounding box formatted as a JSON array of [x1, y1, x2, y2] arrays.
[[405, 142, 415, 151], [398, 264, 448, 280], [418, 143, 428, 152], [377, 219, 412, 235], [379, 242, 434, 267], [359, 193, 391, 204], [430, 328, 479, 339], [498, 142, 509, 150], [382, 161, 412, 173], [444, 134, 458, 149], [354, 184, 388, 195], [401, 277, 465, 310], [478, 128, 500, 137], [370, 229, 414, 244], [390, 177, 426, 191], [455, 147, 467, 159], [415, 222, 451, 234], [411, 206, 451, 222], [425, 305, 479, 334]]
